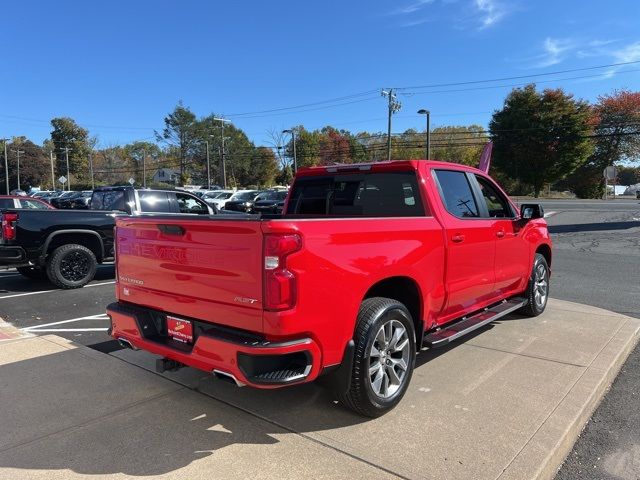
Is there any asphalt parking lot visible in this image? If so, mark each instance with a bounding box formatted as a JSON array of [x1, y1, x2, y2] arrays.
[[0, 198, 638, 479]]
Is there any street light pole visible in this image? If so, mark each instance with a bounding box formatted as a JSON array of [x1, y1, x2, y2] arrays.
[[89, 151, 95, 189], [417, 109, 431, 159], [11, 149, 25, 190], [49, 150, 55, 190], [1, 139, 8, 194], [282, 128, 297, 172], [63, 147, 72, 190]]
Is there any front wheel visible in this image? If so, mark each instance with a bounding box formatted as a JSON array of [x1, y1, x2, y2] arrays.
[[519, 253, 549, 317], [337, 297, 416, 417], [46, 244, 97, 289]]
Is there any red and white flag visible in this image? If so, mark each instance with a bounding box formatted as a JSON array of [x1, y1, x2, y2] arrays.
[[478, 141, 493, 173]]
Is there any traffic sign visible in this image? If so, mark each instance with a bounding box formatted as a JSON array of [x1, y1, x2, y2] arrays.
[[58, 176, 67, 185], [128, 177, 135, 185], [603, 166, 617, 180]]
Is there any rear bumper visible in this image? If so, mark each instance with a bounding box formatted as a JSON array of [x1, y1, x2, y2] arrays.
[[0, 246, 28, 265], [106, 301, 322, 388]]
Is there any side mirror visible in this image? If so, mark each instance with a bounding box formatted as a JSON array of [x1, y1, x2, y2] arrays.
[[520, 203, 544, 220]]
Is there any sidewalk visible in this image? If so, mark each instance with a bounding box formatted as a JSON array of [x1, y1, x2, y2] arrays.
[[1, 299, 638, 480]]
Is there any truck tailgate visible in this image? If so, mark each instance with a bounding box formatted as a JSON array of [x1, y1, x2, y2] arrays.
[[115, 216, 264, 332]]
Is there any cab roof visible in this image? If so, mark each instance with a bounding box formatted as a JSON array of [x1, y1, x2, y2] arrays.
[[294, 159, 485, 177]]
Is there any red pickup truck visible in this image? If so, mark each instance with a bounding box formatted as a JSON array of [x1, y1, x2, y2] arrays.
[[108, 160, 552, 417]]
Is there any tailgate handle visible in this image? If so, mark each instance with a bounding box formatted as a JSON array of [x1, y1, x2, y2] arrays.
[[157, 224, 185, 236]]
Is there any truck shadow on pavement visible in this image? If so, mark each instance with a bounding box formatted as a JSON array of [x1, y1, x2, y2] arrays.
[[0, 314, 520, 477], [0, 345, 368, 476], [548, 220, 640, 234], [0, 265, 115, 294]]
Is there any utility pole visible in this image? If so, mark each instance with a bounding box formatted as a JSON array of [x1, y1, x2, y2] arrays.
[[88, 152, 95, 189], [49, 150, 55, 190], [11, 149, 25, 191], [417, 109, 431, 159], [1, 138, 8, 194], [63, 147, 72, 190], [382, 89, 402, 161], [205, 140, 211, 189], [214, 118, 231, 189], [283, 128, 298, 172], [142, 147, 147, 187]]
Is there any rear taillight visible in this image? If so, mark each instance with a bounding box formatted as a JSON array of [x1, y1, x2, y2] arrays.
[[1, 213, 18, 240], [263, 233, 302, 311]]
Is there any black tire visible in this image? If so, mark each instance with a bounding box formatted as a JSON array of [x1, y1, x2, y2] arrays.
[[16, 266, 47, 280], [519, 253, 550, 317], [337, 297, 416, 417], [46, 244, 97, 289]]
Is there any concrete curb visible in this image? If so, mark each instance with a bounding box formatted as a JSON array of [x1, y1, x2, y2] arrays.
[[499, 317, 640, 480]]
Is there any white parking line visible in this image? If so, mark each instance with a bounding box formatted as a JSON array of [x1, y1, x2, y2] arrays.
[[544, 211, 557, 218], [22, 314, 109, 331], [0, 281, 115, 300], [28, 328, 110, 332]]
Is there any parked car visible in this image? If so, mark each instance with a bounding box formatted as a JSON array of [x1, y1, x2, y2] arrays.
[[252, 190, 289, 214], [0, 187, 215, 289], [50, 191, 79, 208], [108, 160, 552, 417], [0, 196, 55, 210], [202, 190, 234, 210], [9, 189, 27, 197], [68, 191, 94, 209], [222, 190, 261, 212]]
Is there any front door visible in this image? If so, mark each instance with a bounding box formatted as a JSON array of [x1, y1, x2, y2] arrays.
[[472, 174, 530, 297], [433, 169, 496, 322]]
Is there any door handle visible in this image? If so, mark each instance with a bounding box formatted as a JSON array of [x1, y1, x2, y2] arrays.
[[496, 230, 505, 238], [451, 234, 465, 243]]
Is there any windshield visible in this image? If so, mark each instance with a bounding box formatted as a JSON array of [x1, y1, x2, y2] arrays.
[[256, 191, 287, 201], [233, 191, 258, 201]]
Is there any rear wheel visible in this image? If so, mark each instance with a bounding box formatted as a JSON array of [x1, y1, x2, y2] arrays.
[[46, 244, 97, 289], [16, 266, 47, 280], [337, 297, 416, 417], [519, 253, 549, 317]]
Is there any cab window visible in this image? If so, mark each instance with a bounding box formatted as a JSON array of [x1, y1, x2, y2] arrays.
[[138, 191, 171, 213], [433, 170, 479, 218], [19, 199, 49, 209], [475, 175, 513, 218], [175, 192, 209, 214]]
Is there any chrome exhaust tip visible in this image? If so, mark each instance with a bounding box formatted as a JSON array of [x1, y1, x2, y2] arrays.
[[213, 369, 245, 387], [117, 337, 137, 350]]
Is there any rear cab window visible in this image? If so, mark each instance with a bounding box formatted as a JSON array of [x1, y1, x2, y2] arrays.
[[286, 171, 426, 217], [138, 191, 172, 213]]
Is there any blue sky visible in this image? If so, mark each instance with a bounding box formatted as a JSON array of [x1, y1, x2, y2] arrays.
[[1, 0, 639, 148]]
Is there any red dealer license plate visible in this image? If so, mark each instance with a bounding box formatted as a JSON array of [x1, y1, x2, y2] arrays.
[[166, 316, 194, 344]]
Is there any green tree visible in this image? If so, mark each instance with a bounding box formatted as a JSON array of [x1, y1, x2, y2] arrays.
[[617, 166, 639, 186], [50, 117, 92, 185], [490, 85, 594, 197], [431, 125, 488, 165], [565, 90, 640, 197], [252, 147, 279, 187], [124, 141, 162, 186], [5, 137, 50, 191], [156, 102, 199, 184]]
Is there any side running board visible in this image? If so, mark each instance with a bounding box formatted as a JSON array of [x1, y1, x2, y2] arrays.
[[424, 297, 527, 348]]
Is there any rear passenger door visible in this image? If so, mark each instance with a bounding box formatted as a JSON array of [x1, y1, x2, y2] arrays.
[[471, 174, 530, 297], [433, 169, 496, 320]]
